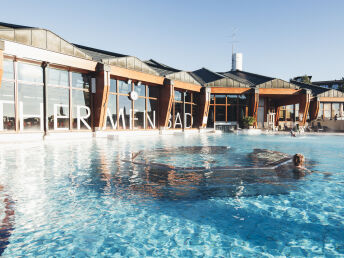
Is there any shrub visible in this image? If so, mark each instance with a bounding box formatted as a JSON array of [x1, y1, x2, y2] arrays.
[[242, 116, 256, 128]]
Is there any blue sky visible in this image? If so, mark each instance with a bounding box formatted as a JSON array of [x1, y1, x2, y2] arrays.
[[1, 0, 343, 81]]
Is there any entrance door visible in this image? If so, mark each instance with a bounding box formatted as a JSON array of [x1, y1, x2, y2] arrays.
[[257, 97, 265, 128]]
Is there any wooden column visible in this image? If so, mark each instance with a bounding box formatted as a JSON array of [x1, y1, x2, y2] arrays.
[[197, 87, 211, 128], [249, 89, 259, 127], [275, 106, 280, 126], [299, 90, 311, 126], [93, 63, 111, 130], [309, 98, 320, 121], [159, 79, 174, 128], [0, 41, 4, 89]]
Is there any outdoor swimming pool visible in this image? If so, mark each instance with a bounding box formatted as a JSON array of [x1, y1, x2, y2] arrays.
[[0, 134, 343, 257]]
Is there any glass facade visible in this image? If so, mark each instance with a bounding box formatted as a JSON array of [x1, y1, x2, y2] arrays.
[[0, 62, 93, 133], [72, 90, 91, 130], [134, 97, 145, 129], [3, 56, 344, 135], [1, 60, 15, 131], [208, 94, 248, 127], [104, 79, 159, 130], [18, 83, 43, 131], [317, 102, 342, 120], [18, 63, 44, 131], [279, 104, 300, 122], [47, 87, 69, 130], [169, 90, 198, 129], [71, 72, 91, 130], [0, 81, 15, 131]]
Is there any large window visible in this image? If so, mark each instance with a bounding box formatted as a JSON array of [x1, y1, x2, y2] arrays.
[[0, 60, 93, 133], [104, 79, 159, 130], [47, 68, 92, 131], [317, 102, 343, 120], [169, 90, 198, 129], [71, 72, 91, 130], [47, 68, 70, 130], [17, 62, 44, 131], [207, 94, 248, 127], [0, 59, 15, 131]]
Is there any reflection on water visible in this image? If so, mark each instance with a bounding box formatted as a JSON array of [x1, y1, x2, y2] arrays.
[[0, 186, 15, 256], [0, 135, 341, 257], [93, 146, 314, 200]]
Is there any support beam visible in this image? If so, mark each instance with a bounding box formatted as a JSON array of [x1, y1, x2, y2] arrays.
[[93, 63, 111, 129], [110, 65, 164, 86], [299, 91, 311, 126], [159, 79, 174, 128], [309, 98, 320, 121], [174, 80, 202, 92], [318, 97, 344, 102], [275, 106, 280, 126], [197, 88, 211, 128], [249, 89, 259, 127], [210, 87, 251, 94], [258, 88, 301, 95]]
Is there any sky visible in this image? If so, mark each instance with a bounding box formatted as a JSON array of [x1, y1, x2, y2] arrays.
[[1, 0, 343, 81]]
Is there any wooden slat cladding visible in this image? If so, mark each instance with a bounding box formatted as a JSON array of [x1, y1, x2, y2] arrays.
[[159, 84, 174, 128], [196, 88, 211, 128], [93, 65, 111, 129], [309, 99, 320, 121]]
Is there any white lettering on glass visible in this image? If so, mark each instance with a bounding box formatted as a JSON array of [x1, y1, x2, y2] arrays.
[[103, 108, 117, 130], [118, 108, 126, 129], [147, 110, 156, 129], [184, 113, 192, 129], [174, 112, 182, 128], [54, 104, 69, 131], [76, 105, 91, 130]]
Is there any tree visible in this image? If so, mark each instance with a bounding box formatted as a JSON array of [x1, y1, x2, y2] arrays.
[[301, 75, 311, 84]]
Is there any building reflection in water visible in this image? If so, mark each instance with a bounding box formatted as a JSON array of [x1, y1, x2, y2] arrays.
[[0, 186, 15, 256], [95, 146, 314, 201]]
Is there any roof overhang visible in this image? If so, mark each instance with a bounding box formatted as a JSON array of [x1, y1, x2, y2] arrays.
[[318, 97, 344, 102], [210, 87, 252, 94], [3, 40, 97, 71], [258, 88, 301, 95]]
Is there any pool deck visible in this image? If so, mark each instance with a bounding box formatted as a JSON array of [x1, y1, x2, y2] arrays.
[[0, 129, 343, 143], [260, 131, 344, 136]]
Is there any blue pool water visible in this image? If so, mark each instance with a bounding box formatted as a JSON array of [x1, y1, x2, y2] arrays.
[[0, 134, 343, 257]]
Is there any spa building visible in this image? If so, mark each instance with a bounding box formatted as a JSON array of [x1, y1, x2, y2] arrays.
[[0, 22, 344, 140]]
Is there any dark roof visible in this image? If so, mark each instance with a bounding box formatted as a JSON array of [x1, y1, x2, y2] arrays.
[[191, 68, 225, 84], [144, 59, 180, 76], [73, 44, 127, 61], [312, 79, 344, 85], [226, 70, 273, 85], [290, 80, 329, 96], [220, 72, 254, 86], [0, 22, 34, 29]]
